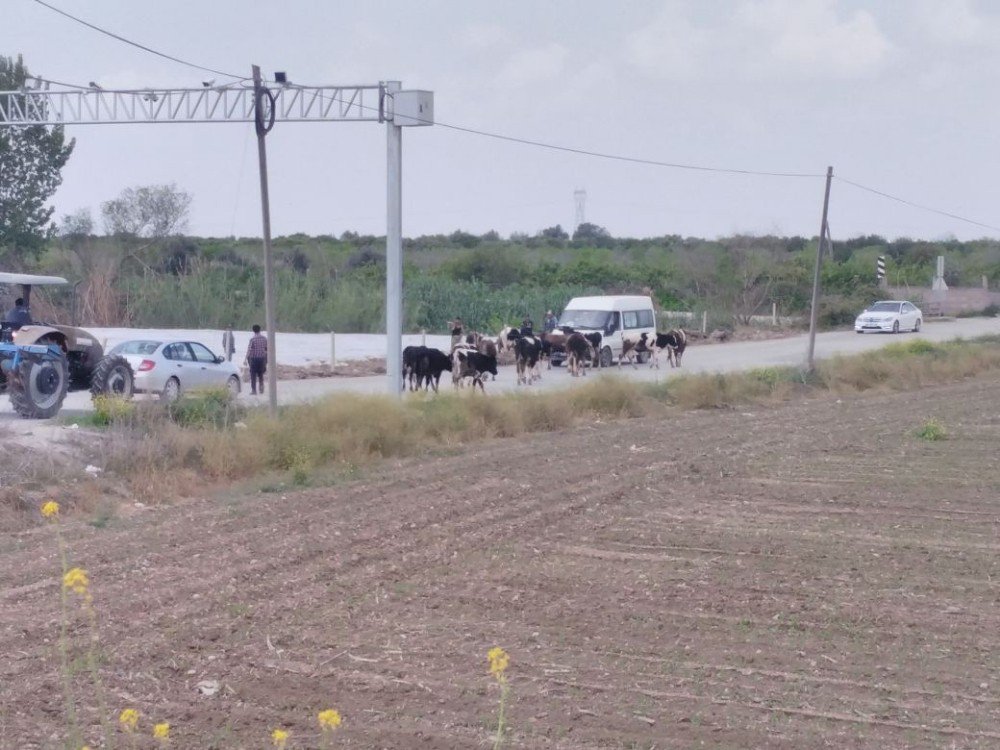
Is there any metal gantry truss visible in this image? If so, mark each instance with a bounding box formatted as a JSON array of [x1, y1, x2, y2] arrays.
[[0, 84, 385, 125]]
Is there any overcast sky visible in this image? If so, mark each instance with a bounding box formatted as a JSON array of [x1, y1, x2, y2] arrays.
[[6, 0, 999, 242]]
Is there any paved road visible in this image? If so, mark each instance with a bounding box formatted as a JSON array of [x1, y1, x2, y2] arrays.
[[2, 317, 999, 422]]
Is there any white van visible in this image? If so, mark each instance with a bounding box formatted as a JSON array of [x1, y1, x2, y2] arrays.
[[556, 295, 657, 367]]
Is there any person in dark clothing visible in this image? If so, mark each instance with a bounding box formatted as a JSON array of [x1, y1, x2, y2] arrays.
[[245, 324, 268, 395], [222, 325, 236, 362], [4, 298, 32, 329], [520, 317, 534, 337], [450, 317, 464, 351], [543, 310, 557, 333]]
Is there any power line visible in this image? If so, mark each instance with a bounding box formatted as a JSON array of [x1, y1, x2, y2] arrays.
[[20, 3, 1000, 231], [26, 0, 826, 180], [31, 0, 245, 82], [835, 175, 1000, 233]]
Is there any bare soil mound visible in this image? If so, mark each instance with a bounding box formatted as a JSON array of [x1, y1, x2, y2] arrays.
[[2, 376, 998, 747]]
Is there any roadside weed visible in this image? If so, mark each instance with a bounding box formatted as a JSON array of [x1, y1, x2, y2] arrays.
[[915, 418, 947, 441]]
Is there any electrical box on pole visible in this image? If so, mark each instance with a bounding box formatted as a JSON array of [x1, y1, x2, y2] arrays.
[[391, 90, 433, 127]]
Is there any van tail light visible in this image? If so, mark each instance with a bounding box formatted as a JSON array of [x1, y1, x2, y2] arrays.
[[137, 359, 156, 372]]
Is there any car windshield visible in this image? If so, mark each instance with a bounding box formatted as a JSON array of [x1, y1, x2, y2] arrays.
[[559, 310, 611, 329], [868, 302, 902, 313], [111, 340, 161, 356]]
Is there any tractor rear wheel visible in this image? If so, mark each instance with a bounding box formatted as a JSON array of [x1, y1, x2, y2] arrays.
[[9, 349, 69, 419], [90, 354, 135, 401]]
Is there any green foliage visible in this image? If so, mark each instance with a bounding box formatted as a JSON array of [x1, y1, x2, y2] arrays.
[[90, 395, 136, 426], [914, 418, 947, 441], [167, 388, 243, 429], [0, 55, 75, 260]]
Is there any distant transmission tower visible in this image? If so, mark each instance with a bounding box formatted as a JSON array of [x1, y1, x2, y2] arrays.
[[573, 189, 587, 233]]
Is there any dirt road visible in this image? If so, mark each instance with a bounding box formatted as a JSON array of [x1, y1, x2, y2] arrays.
[[2, 373, 998, 747]]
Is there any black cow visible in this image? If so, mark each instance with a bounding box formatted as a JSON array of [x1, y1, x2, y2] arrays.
[[402, 345, 428, 391], [564, 332, 596, 377], [415, 347, 452, 391]]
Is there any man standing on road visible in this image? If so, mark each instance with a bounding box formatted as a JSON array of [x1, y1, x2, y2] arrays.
[[543, 310, 558, 333], [245, 324, 268, 396], [222, 324, 236, 362]]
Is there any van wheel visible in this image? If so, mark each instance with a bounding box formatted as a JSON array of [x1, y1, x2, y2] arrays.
[[600, 346, 613, 368]]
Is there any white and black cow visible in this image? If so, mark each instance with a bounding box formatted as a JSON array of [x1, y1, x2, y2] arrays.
[[451, 343, 480, 388], [641, 328, 687, 369], [663, 328, 687, 368], [506, 329, 542, 385], [477, 337, 499, 380], [618, 332, 648, 369]]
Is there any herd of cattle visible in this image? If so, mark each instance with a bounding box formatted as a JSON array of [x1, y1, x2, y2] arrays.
[[402, 326, 687, 393]]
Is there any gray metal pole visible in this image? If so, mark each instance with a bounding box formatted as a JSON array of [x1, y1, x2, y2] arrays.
[[385, 81, 403, 395], [252, 65, 278, 413], [806, 166, 834, 371]]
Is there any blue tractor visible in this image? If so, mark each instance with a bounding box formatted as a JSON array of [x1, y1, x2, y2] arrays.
[[1, 273, 134, 419]]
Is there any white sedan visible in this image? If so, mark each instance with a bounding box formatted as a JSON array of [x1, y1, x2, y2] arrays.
[[854, 300, 923, 334], [109, 340, 241, 401]]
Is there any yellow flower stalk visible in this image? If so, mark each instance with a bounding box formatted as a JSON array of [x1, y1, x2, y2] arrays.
[[41, 500, 60, 519], [271, 728, 289, 748], [63, 567, 89, 595], [153, 721, 170, 740], [488, 646, 509, 679], [119, 707, 139, 732], [487, 647, 512, 749], [318, 708, 342, 730]]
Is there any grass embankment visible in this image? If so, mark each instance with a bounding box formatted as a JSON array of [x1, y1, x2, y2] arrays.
[[88, 336, 1000, 497]]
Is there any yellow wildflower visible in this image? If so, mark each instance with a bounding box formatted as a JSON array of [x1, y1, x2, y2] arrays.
[[488, 647, 509, 678], [318, 708, 342, 731], [119, 707, 140, 732], [63, 567, 90, 595], [271, 728, 289, 748], [153, 721, 170, 739], [41, 500, 60, 519]]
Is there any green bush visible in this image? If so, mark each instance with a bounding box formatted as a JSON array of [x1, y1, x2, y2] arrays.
[[167, 388, 243, 429], [914, 418, 947, 441]]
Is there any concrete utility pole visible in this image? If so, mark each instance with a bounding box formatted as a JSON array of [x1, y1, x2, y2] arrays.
[[806, 166, 833, 372], [385, 81, 403, 395], [251, 65, 279, 413]]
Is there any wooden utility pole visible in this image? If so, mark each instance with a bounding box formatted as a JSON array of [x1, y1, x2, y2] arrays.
[[806, 166, 833, 371], [252, 65, 278, 413]]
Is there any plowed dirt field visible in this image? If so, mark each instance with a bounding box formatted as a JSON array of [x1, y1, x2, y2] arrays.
[[2, 376, 999, 748]]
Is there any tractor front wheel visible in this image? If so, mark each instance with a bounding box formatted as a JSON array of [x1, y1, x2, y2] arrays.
[[9, 350, 69, 419]]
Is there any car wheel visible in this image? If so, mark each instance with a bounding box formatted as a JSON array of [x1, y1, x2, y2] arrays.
[[161, 377, 181, 403], [914, 318, 921, 332], [856, 329, 864, 334], [892, 320, 899, 334], [600, 346, 613, 368], [227, 375, 241, 397]]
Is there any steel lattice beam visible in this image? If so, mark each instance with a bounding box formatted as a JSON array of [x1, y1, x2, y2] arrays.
[[0, 85, 384, 125]]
